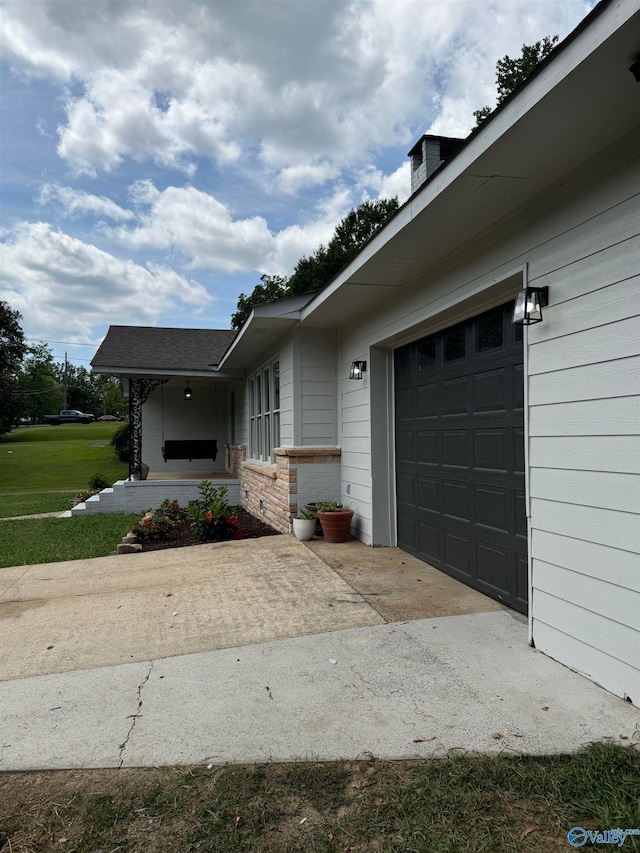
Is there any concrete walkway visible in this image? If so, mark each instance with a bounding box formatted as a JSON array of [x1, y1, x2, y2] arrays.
[[1, 611, 637, 770]]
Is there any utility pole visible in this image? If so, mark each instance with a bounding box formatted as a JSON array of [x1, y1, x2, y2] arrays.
[[64, 352, 68, 409]]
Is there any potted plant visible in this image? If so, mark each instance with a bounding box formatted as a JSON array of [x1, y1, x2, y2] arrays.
[[292, 509, 317, 541], [316, 501, 354, 543]]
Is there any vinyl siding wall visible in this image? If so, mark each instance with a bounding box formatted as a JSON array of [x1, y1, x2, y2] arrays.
[[300, 329, 337, 446], [279, 337, 294, 446], [336, 137, 639, 701]]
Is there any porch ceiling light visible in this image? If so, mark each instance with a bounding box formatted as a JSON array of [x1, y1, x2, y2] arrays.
[[349, 360, 367, 380], [184, 382, 193, 401], [512, 286, 549, 326]]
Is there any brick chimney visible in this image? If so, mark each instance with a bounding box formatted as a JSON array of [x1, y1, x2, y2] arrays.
[[408, 134, 464, 194]]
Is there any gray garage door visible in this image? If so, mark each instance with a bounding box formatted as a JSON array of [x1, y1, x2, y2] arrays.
[[395, 303, 528, 613]]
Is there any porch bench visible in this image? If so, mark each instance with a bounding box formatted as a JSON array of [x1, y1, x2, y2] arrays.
[[162, 439, 218, 463]]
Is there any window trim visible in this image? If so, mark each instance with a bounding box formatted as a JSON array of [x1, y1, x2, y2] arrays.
[[248, 359, 280, 463]]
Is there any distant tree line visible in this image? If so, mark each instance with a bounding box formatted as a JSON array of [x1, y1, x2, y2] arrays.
[[0, 301, 126, 436]]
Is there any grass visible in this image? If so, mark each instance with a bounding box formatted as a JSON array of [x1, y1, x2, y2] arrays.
[[0, 423, 128, 516], [0, 515, 139, 567], [1, 743, 638, 852], [0, 490, 78, 518]]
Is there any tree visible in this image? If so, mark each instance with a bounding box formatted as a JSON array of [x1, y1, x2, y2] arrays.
[[231, 274, 289, 331], [231, 198, 399, 329], [0, 301, 28, 435], [474, 35, 559, 126], [15, 343, 63, 424]]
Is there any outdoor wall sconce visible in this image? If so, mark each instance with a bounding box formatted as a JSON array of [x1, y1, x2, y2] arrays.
[[184, 382, 193, 401], [349, 360, 367, 379], [512, 286, 549, 326]]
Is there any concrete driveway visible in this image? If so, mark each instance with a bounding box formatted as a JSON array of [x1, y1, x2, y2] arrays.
[[0, 537, 386, 681], [1, 536, 637, 770]]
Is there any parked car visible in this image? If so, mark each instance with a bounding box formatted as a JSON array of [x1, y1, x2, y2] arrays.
[[44, 409, 95, 425], [96, 414, 118, 422]]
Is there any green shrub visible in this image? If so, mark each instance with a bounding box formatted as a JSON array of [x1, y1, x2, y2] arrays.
[[157, 499, 188, 521], [188, 481, 243, 542], [131, 513, 175, 542], [111, 421, 130, 463], [89, 472, 111, 490]]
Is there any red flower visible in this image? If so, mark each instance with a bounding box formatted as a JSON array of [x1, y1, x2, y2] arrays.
[[228, 515, 238, 526], [234, 529, 244, 539], [144, 519, 151, 525], [205, 510, 213, 522]]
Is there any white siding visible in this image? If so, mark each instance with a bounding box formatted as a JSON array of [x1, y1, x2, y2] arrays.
[[526, 154, 640, 703], [142, 379, 230, 474], [335, 141, 640, 700], [279, 337, 294, 446], [300, 329, 337, 446], [233, 377, 248, 446]]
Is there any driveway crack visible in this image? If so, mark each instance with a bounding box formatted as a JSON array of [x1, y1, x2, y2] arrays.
[[118, 660, 153, 768]]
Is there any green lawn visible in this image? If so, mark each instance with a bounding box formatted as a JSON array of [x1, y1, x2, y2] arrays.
[[0, 423, 128, 517], [1, 743, 638, 852], [0, 514, 139, 567]]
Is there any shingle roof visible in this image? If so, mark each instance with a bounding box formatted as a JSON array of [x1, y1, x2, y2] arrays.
[[91, 326, 237, 372]]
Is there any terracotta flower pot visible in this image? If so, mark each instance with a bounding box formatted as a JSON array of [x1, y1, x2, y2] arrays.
[[317, 509, 354, 543]]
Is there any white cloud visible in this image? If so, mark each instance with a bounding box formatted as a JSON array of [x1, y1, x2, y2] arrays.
[[38, 183, 135, 221], [0, 221, 213, 342], [103, 179, 367, 276], [1, 0, 591, 185]]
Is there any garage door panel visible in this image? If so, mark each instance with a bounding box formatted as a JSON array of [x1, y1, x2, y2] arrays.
[[396, 387, 415, 421], [395, 431, 416, 464], [442, 376, 469, 416], [514, 427, 525, 474], [444, 531, 471, 576], [516, 554, 529, 607], [476, 541, 510, 594], [396, 471, 417, 507], [443, 430, 469, 467], [513, 364, 524, 412], [473, 367, 507, 414], [515, 491, 527, 538], [418, 476, 439, 512], [395, 301, 528, 613], [419, 521, 441, 564], [443, 480, 470, 522], [417, 382, 439, 418], [474, 429, 507, 472], [475, 484, 508, 532], [417, 430, 438, 464]]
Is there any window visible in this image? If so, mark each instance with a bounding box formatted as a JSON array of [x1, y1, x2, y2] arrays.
[[249, 360, 280, 462]]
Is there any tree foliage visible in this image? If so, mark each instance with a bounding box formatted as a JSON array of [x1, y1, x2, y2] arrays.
[[0, 301, 28, 436], [0, 304, 126, 435], [474, 35, 559, 126], [231, 198, 399, 329]]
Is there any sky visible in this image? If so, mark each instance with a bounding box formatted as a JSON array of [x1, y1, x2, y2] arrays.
[[0, 0, 593, 368]]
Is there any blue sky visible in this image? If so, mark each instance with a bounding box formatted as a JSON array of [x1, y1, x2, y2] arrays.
[[0, 0, 592, 367]]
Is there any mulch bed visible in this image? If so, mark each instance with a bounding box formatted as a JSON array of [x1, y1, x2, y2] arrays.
[[138, 506, 279, 552]]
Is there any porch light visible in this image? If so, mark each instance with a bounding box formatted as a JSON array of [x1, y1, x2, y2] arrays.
[[349, 360, 367, 379], [512, 286, 549, 326], [184, 382, 193, 401]]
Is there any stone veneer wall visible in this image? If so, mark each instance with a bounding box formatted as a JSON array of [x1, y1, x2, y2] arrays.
[[226, 444, 247, 477], [238, 446, 342, 534]]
